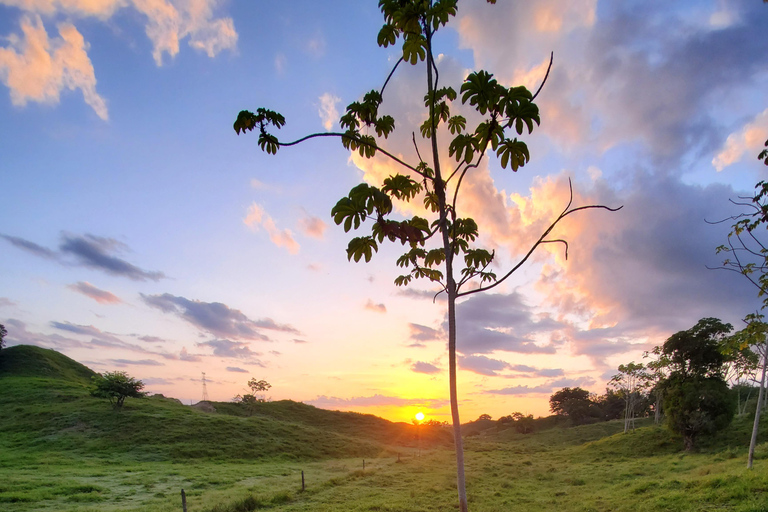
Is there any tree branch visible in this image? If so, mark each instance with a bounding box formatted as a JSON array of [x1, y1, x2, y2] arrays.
[[458, 178, 622, 298]]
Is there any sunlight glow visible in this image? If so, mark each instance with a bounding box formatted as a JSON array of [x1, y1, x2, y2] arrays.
[[415, 411, 425, 422]]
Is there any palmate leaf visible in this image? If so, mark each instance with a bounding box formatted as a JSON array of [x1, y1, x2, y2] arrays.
[[460, 70, 501, 115], [448, 133, 476, 164], [377, 23, 399, 47], [347, 236, 378, 263], [402, 34, 427, 64], [382, 174, 422, 200], [497, 138, 530, 171]]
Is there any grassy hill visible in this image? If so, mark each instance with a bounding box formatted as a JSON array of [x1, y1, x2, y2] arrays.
[[0, 345, 448, 465]]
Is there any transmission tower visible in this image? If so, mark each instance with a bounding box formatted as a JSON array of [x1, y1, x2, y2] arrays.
[[201, 372, 209, 402]]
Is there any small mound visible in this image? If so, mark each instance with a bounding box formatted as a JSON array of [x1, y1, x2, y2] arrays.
[[0, 345, 96, 384]]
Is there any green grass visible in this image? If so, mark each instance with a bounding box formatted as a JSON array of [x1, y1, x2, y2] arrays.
[[3, 345, 768, 511]]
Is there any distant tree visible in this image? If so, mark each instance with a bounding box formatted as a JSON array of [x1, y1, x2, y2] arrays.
[[235, 3, 619, 509], [549, 387, 594, 425], [610, 362, 651, 432], [594, 387, 627, 422], [660, 318, 736, 451], [0, 323, 6, 350], [90, 371, 147, 409], [513, 413, 535, 434], [477, 413, 492, 421], [234, 378, 272, 415], [247, 378, 272, 399]]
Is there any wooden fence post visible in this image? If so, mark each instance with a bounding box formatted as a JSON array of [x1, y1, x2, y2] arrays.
[[181, 489, 187, 512], [301, 470, 305, 492], [363, 459, 365, 470]]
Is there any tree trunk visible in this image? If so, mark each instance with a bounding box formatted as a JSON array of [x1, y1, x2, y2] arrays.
[[424, 24, 468, 512], [748, 340, 768, 469], [447, 289, 467, 512]]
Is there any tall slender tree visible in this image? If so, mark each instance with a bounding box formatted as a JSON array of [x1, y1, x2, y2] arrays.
[[235, 2, 619, 509]]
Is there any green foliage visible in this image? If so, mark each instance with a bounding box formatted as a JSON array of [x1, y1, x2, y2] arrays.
[[549, 387, 595, 426], [659, 318, 736, 450], [663, 377, 736, 451], [90, 371, 147, 409]]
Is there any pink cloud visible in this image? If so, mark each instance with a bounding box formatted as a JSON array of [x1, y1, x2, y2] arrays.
[[298, 211, 327, 239], [0, 15, 107, 119], [243, 203, 300, 254], [67, 281, 122, 304], [364, 299, 386, 313]]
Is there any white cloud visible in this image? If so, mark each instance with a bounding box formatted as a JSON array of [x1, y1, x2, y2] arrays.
[[0, 15, 108, 119], [713, 108, 768, 171], [0, 0, 237, 116], [318, 92, 340, 131]]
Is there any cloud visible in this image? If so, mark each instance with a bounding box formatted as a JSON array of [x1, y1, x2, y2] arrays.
[[453, 292, 563, 355], [0, 15, 107, 119], [179, 347, 201, 361], [0, 298, 15, 307], [1, 234, 58, 259], [408, 323, 440, 342], [318, 92, 340, 131], [411, 361, 440, 374], [243, 203, 300, 254], [2, 318, 83, 350], [364, 299, 386, 313], [67, 281, 122, 304], [198, 339, 264, 364], [109, 358, 164, 366], [459, 354, 511, 376], [3, 232, 166, 281], [713, 108, 768, 171], [486, 376, 596, 396], [307, 394, 448, 409], [298, 211, 327, 239], [59, 233, 165, 281], [142, 293, 298, 340], [530, 172, 758, 357], [138, 335, 165, 343], [226, 366, 248, 373], [0, 1, 237, 116]]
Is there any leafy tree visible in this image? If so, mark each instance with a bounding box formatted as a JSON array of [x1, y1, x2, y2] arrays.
[[0, 323, 6, 351], [549, 387, 595, 425], [659, 318, 736, 451], [512, 412, 535, 434], [247, 378, 271, 399], [90, 371, 147, 409], [476, 413, 492, 421], [234, 378, 272, 415], [729, 317, 768, 468], [235, 2, 618, 509]]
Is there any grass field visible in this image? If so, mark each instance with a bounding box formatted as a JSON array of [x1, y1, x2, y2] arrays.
[[3, 345, 768, 511]]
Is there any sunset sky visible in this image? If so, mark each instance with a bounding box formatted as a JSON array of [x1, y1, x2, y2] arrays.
[[1, 0, 767, 423]]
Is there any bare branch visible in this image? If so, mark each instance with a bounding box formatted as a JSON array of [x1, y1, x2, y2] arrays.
[[381, 57, 404, 98], [531, 51, 554, 102], [277, 132, 424, 177], [458, 180, 622, 298]]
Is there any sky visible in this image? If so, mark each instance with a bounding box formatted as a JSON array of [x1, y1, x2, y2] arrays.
[[1, 0, 767, 424]]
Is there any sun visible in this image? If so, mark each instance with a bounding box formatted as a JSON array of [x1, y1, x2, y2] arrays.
[[415, 411, 425, 422]]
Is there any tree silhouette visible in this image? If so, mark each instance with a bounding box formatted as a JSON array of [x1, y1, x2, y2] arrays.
[[235, 2, 619, 509], [0, 323, 7, 351]]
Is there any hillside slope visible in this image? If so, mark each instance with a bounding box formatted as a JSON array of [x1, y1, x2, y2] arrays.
[[0, 345, 448, 464]]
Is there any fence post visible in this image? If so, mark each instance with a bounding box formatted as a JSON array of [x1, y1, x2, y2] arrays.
[[181, 489, 187, 512], [363, 459, 365, 471], [301, 470, 305, 492]]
